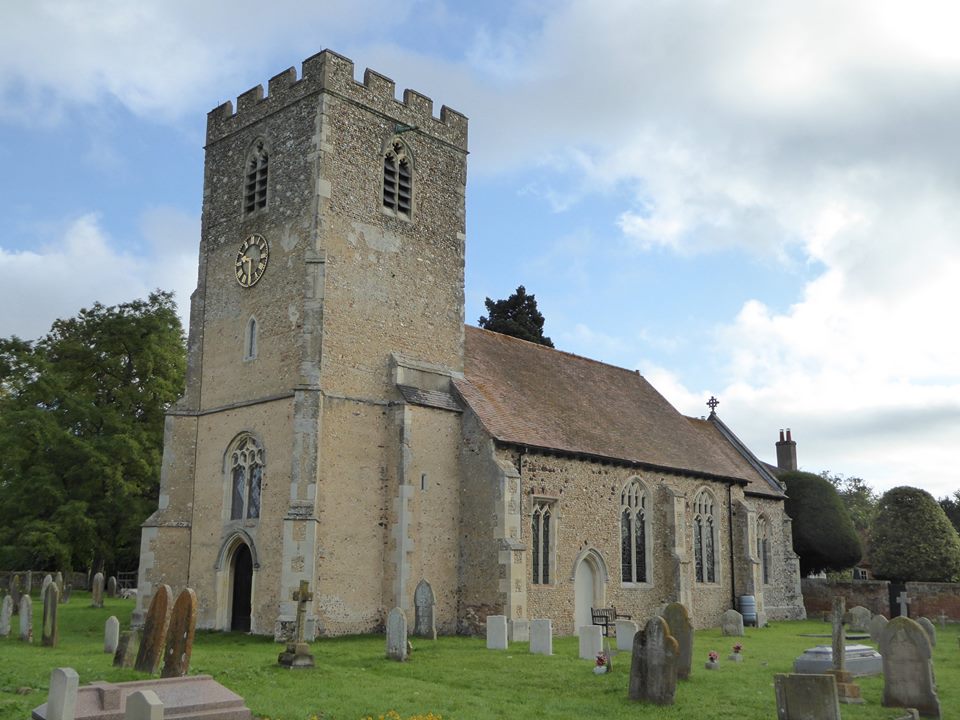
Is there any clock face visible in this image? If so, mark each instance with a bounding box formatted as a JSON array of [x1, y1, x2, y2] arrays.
[[235, 234, 269, 287]]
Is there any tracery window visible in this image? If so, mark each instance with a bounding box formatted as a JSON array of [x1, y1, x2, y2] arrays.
[[757, 516, 771, 585], [531, 501, 554, 585], [244, 139, 269, 214], [382, 138, 412, 218], [229, 436, 263, 520], [693, 490, 717, 583], [620, 478, 649, 583]]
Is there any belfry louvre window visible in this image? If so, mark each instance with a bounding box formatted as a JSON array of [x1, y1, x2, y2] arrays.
[[244, 139, 268, 214], [621, 479, 648, 583], [532, 502, 553, 584], [693, 490, 717, 583], [383, 139, 412, 218]]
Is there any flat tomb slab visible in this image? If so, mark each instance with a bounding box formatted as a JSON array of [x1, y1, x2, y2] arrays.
[[792, 644, 882, 677], [32, 674, 251, 720]]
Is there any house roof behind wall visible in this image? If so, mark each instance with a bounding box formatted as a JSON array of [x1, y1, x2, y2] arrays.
[[454, 325, 784, 496]]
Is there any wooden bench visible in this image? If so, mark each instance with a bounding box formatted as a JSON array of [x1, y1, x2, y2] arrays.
[[591, 607, 632, 636]]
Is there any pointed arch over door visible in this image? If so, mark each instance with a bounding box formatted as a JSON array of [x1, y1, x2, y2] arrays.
[[231, 543, 253, 632], [571, 547, 608, 635]]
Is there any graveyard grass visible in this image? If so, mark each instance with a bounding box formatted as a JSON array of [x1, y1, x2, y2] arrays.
[[1, 595, 958, 720]]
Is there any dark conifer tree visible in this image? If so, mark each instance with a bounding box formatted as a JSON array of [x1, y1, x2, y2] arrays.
[[478, 286, 554, 347]]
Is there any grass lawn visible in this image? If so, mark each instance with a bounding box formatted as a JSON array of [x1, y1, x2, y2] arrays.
[[1, 594, 956, 719]]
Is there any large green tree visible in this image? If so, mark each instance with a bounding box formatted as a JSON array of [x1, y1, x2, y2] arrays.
[[870, 486, 960, 582], [478, 285, 554, 347], [938, 491, 960, 534], [781, 470, 863, 576], [823, 472, 879, 532], [0, 292, 185, 574]]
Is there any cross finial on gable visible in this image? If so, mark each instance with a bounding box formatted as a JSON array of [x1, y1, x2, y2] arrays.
[[707, 396, 720, 414]]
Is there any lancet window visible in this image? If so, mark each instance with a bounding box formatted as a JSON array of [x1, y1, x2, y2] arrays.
[[757, 516, 771, 585], [620, 479, 649, 584], [531, 501, 554, 585], [693, 489, 717, 583]]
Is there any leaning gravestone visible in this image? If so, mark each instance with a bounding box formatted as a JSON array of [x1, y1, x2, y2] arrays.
[[486, 615, 508, 650], [113, 629, 140, 668], [661, 602, 693, 680], [91, 572, 105, 608], [918, 617, 936, 647], [42, 582, 60, 647], [386, 607, 408, 661], [880, 616, 940, 719], [579, 624, 603, 660], [107, 575, 118, 599], [0, 594, 12, 637], [19, 593, 33, 642], [629, 616, 679, 705], [869, 614, 888, 644], [134, 584, 172, 674], [616, 618, 638, 651], [530, 618, 552, 655], [847, 605, 872, 632], [413, 579, 436, 640], [774, 673, 841, 720], [721, 608, 745, 637], [161, 588, 198, 678], [104, 615, 120, 654]]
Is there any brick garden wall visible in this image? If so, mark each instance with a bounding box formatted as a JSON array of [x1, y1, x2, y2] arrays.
[[801, 578, 890, 617], [906, 582, 960, 620]]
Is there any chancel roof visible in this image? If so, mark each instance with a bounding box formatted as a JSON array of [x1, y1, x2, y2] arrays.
[[454, 326, 784, 497]]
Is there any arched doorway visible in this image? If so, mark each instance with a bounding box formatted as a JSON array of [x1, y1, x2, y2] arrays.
[[573, 549, 606, 635], [231, 543, 253, 632]]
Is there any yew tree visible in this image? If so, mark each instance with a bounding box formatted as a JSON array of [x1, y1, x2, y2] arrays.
[[478, 285, 553, 347]]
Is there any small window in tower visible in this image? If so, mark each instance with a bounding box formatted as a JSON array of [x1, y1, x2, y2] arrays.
[[382, 139, 413, 219], [244, 139, 269, 215], [244, 316, 258, 361]]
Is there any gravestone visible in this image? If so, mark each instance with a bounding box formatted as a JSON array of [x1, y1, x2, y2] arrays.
[[25, 570, 32, 596], [62, 584, 72, 603], [105, 615, 120, 654], [41, 574, 53, 598], [628, 616, 679, 705], [54, 571, 63, 598], [91, 572, 105, 608], [661, 602, 693, 680], [42, 582, 60, 647], [793, 644, 882, 676], [530, 618, 552, 655], [114, 629, 140, 668], [108, 576, 118, 599], [10, 574, 21, 613], [616, 618, 638, 651], [45, 667, 79, 720], [869, 614, 888, 643], [413, 579, 436, 639], [126, 690, 163, 720], [509, 618, 529, 643], [386, 607, 408, 661], [829, 596, 864, 703], [721, 608, 744, 637], [847, 605, 872, 632], [880, 616, 940, 719], [578, 624, 603, 660], [19, 593, 33, 642], [134, 584, 172, 674], [917, 617, 936, 647], [0, 594, 12, 637], [774, 673, 841, 720], [161, 588, 198, 678], [277, 580, 315, 669], [486, 614, 508, 650]]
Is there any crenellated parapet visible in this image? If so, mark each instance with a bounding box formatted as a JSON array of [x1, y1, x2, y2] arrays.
[[206, 49, 467, 149]]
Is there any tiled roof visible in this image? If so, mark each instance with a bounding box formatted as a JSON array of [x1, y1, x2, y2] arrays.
[[454, 326, 782, 493]]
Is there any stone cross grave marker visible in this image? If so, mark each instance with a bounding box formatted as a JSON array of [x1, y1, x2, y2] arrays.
[[831, 596, 864, 703], [126, 689, 164, 720], [134, 584, 172, 674], [0, 594, 12, 637], [19, 593, 33, 642], [278, 580, 315, 668], [578, 624, 603, 660], [721, 608, 744, 637], [91, 572, 105, 608], [161, 588, 198, 678], [628, 616, 679, 705], [42, 582, 60, 647], [105, 615, 120, 654], [45, 667, 79, 720], [898, 591, 910, 618], [662, 602, 693, 680], [530, 618, 552, 655], [880, 616, 940, 718], [774, 673, 841, 720], [938, 610, 947, 629], [108, 576, 118, 599], [413, 579, 436, 639], [386, 606, 408, 661], [486, 615, 508, 650], [918, 617, 936, 647]]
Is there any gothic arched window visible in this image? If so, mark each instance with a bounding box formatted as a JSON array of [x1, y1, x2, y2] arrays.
[[244, 316, 258, 361], [693, 489, 717, 583], [244, 139, 269, 215], [757, 516, 771, 585], [532, 501, 554, 585], [620, 478, 649, 584], [229, 435, 264, 520], [382, 138, 412, 218]]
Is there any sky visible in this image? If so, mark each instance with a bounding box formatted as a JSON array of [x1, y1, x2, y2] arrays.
[[2, 1, 959, 498]]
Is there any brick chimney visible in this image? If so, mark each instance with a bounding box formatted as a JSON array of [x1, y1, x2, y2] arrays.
[[776, 428, 798, 471]]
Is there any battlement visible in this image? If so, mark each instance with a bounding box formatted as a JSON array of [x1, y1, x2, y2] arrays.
[[206, 49, 467, 149]]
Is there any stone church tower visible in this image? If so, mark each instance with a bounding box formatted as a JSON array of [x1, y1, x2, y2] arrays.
[[135, 50, 469, 638]]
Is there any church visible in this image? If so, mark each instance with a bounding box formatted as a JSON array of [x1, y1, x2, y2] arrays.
[[134, 49, 806, 639]]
